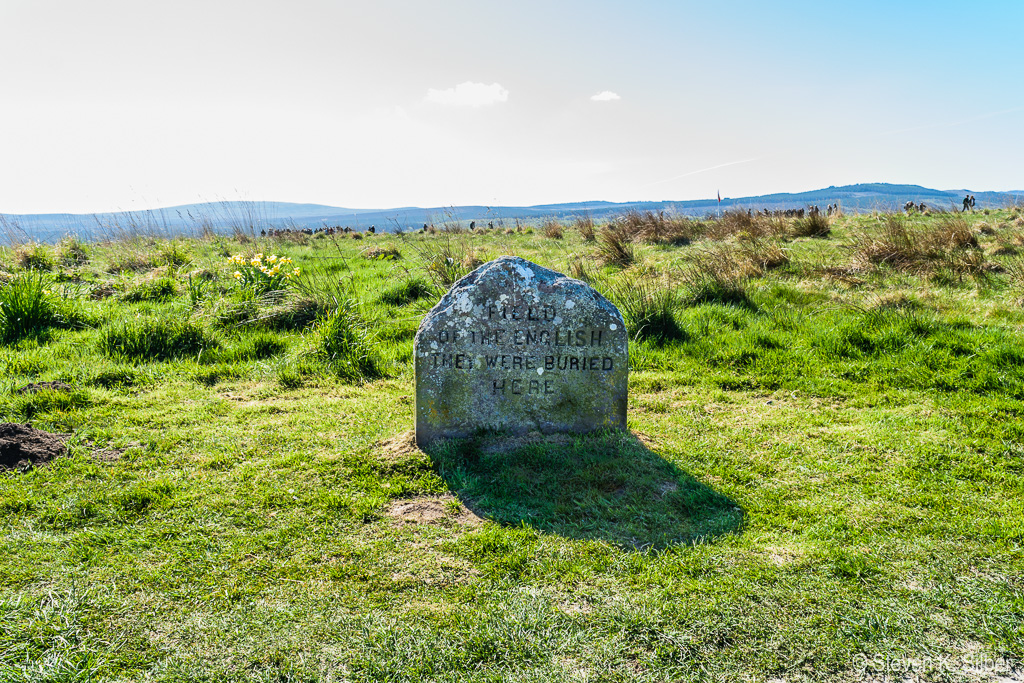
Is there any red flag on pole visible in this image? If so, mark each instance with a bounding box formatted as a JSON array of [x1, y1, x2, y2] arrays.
[[717, 190, 721, 204]]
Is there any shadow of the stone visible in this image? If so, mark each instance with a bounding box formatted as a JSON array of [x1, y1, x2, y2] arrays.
[[422, 430, 743, 550]]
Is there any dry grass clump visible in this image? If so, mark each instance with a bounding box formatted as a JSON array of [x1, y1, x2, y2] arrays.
[[573, 215, 596, 242], [705, 210, 787, 241], [849, 215, 922, 268], [597, 227, 637, 267], [989, 241, 1018, 257], [107, 245, 158, 274], [14, 243, 54, 271], [688, 238, 789, 281], [56, 237, 90, 266], [736, 237, 790, 274], [925, 214, 979, 252], [677, 247, 753, 308], [363, 245, 401, 261], [567, 256, 595, 283], [849, 213, 984, 277], [614, 210, 696, 245], [791, 212, 831, 238], [990, 231, 1024, 256], [462, 248, 487, 271], [542, 219, 564, 240], [1004, 258, 1024, 289]]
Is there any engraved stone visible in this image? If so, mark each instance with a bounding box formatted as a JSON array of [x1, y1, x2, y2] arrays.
[[415, 256, 628, 447]]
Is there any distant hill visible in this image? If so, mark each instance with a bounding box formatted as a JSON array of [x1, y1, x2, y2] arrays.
[[3, 184, 1022, 243]]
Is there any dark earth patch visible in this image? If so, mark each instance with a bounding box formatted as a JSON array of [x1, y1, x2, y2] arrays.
[[0, 423, 68, 470]]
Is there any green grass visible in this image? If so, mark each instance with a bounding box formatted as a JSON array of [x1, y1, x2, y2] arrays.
[[0, 272, 88, 344], [99, 315, 218, 361], [0, 212, 1022, 681]]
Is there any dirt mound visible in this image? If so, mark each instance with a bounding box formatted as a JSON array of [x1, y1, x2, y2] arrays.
[[0, 423, 68, 470], [387, 496, 484, 527], [377, 430, 420, 461], [17, 381, 74, 394]]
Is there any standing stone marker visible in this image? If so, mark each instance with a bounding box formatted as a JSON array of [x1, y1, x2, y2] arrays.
[[415, 256, 628, 447]]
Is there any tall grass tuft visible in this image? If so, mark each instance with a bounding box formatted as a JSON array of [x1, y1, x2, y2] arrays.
[[850, 213, 984, 277], [925, 213, 979, 253], [410, 235, 473, 288], [379, 277, 435, 306], [609, 278, 688, 344], [157, 241, 192, 267], [542, 219, 564, 239], [0, 272, 64, 343], [315, 307, 383, 382], [99, 316, 218, 361], [567, 256, 595, 283], [597, 228, 636, 267], [14, 243, 54, 271], [616, 210, 696, 245], [850, 214, 921, 268], [573, 214, 596, 242], [56, 237, 90, 266], [679, 247, 755, 308], [706, 209, 786, 241], [119, 277, 178, 303], [792, 212, 831, 238]]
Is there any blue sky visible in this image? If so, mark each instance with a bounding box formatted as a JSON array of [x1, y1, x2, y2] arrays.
[[1, 0, 1022, 213]]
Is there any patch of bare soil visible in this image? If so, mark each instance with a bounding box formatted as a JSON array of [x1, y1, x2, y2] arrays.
[[0, 423, 68, 470], [16, 381, 73, 394], [91, 444, 131, 462], [633, 431, 657, 449], [377, 430, 420, 461], [387, 496, 484, 527]]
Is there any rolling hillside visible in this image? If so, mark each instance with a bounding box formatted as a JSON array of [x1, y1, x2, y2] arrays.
[[3, 184, 1021, 243]]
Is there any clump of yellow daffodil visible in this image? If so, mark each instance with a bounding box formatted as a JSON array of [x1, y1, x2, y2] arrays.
[[226, 253, 300, 295]]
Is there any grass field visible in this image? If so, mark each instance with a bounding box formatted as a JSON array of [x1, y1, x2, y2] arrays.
[[1, 208, 1022, 682]]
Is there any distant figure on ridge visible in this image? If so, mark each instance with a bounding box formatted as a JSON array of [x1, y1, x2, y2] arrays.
[[963, 195, 971, 212]]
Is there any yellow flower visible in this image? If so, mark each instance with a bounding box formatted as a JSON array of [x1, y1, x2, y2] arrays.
[[43, 289, 51, 295], [233, 271, 242, 279], [266, 254, 277, 264], [292, 267, 300, 276]]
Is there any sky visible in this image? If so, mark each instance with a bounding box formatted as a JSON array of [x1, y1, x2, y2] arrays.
[[1, 0, 1023, 214]]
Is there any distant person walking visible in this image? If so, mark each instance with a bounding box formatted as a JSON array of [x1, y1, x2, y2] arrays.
[[970, 195, 976, 210], [963, 194, 971, 212]]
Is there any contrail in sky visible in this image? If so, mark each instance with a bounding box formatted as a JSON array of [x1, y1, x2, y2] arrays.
[[640, 157, 760, 190]]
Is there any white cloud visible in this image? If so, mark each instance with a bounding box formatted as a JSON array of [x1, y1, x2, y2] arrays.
[[424, 81, 509, 107], [590, 91, 621, 102]]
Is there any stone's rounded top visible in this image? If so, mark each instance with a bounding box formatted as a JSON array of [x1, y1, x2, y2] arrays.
[[419, 256, 624, 331], [414, 255, 629, 446]]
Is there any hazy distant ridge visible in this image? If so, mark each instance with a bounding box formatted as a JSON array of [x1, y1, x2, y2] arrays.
[[4, 183, 1021, 243]]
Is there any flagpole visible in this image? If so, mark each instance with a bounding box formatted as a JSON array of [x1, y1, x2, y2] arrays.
[[717, 190, 721, 218]]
